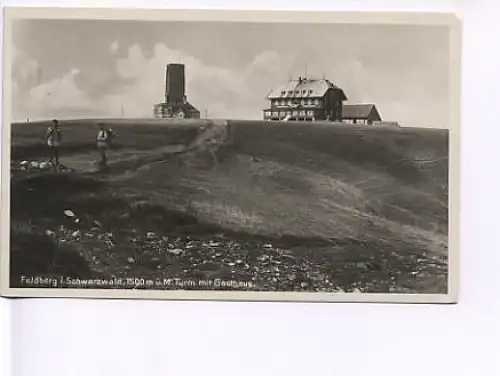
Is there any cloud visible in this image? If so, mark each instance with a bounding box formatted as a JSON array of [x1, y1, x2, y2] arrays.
[[11, 47, 40, 92], [104, 43, 297, 119], [110, 40, 119, 54], [29, 68, 91, 108], [12, 52, 98, 121]]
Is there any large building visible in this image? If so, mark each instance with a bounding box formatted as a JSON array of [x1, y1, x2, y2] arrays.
[[263, 76, 348, 121], [153, 63, 201, 119]]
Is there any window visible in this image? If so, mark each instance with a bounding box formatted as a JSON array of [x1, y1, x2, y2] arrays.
[[309, 90, 313, 94], [288, 91, 293, 95]]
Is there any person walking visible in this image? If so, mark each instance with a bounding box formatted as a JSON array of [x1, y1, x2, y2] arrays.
[[96, 123, 111, 169], [46, 119, 62, 170]]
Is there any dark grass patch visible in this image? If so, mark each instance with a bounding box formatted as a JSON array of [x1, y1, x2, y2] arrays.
[[10, 228, 93, 287], [11, 173, 106, 221]]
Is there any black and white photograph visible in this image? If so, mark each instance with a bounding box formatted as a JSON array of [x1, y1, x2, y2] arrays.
[[1, 8, 461, 302]]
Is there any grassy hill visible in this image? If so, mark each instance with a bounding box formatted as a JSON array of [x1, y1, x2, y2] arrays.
[[9, 118, 449, 293]]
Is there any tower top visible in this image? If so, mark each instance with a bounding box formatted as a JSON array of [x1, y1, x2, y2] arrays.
[[165, 63, 186, 103]]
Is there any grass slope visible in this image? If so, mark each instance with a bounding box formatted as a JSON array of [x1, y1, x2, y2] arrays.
[[9, 118, 449, 293]]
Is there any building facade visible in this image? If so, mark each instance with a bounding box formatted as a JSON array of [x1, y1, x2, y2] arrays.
[[153, 63, 201, 119], [263, 77, 347, 121]]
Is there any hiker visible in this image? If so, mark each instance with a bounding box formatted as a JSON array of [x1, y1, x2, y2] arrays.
[[107, 128, 117, 148], [96, 123, 112, 169], [46, 119, 62, 169]]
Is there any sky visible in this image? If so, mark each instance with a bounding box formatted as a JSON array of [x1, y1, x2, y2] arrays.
[[11, 19, 451, 128]]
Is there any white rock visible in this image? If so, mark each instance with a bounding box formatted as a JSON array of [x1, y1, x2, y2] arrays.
[[127, 257, 135, 264], [64, 210, 75, 218], [71, 230, 81, 238], [146, 232, 156, 239]]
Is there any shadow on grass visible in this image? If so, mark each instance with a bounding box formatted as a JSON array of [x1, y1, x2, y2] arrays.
[[10, 229, 93, 288], [11, 173, 106, 221]]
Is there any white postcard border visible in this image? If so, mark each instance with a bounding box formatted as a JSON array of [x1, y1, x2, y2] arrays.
[[1, 7, 461, 304]]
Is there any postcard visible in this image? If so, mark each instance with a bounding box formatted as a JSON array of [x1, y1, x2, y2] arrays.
[[1, 7, 461, 303]]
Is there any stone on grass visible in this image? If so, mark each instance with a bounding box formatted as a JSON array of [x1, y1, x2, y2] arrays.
[[168, 248, 183, 256], [64, 210, 75, 218]]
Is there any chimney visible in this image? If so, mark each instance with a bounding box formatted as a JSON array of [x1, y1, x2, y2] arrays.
[[165, 63, 186, 104]]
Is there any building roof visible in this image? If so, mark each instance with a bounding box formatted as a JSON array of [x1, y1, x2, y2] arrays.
[[267, 78, 347, 100], [341, 104, 381, 120]]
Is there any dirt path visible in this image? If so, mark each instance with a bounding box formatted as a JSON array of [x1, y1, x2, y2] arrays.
[[48, 120, 229, 176]]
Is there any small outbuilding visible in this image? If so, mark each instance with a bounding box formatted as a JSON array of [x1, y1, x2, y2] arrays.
[[341, 104, 382, 125]]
